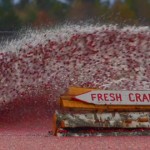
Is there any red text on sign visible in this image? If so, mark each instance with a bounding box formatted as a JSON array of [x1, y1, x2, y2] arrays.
[[129, 93, 150, 102], [91, 93, 122, 102]]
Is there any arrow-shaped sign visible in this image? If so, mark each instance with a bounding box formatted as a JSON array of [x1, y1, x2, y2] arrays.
[[74, 90, 150, 105]]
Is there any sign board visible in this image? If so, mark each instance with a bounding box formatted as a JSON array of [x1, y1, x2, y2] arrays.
[[74, 90, 150, 105]]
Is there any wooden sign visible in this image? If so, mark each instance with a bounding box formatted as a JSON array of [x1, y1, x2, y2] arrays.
[[54, 87, 150, 136], [60, 87, 150, 111], [74, 90, 150, 105]]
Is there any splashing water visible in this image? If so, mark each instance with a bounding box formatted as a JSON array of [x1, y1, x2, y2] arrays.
[[0, 24, 150, 122]]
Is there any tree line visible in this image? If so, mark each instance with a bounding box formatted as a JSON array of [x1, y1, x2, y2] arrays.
[[0, 0, 150, 30]]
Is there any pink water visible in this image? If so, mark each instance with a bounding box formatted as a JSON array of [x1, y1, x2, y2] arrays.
[[0, 25, 149, 149]]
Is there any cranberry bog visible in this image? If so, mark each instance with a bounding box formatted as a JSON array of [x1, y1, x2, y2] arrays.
[[0, 25, 150, 149]]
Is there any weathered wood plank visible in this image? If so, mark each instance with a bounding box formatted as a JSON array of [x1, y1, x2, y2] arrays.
[[61, 99, 150, 111], [56, 128, 150, 137], [60, 96, 72, 100], [55, 112, 150, 129]]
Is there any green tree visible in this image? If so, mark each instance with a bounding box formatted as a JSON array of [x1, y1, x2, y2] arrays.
[[0, 0, 21, 30], [125, 0, 150, 24], [14, 0, 38, 26], [16, 0, 30, 9], [33, 0, 69, 25], [110, 0, 136, 24], [68, 0, 106, 20]]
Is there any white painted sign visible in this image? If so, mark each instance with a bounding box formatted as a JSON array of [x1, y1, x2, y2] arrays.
[[74, 90, 150, 105]]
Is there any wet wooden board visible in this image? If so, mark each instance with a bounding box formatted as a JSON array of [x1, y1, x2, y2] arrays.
[[56, 128, 150, 137], [55, 112, 150, 129], [60, 99, 150, 111]]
